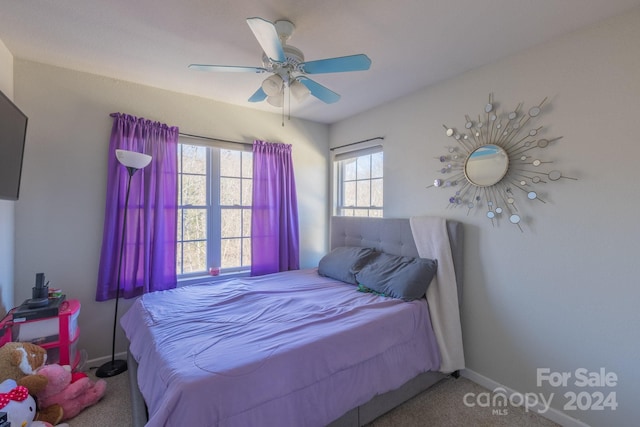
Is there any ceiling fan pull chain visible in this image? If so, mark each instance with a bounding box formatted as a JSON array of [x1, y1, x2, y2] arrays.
[[288, 83, 291, 122]]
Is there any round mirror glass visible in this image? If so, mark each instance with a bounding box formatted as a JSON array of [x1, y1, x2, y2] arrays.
[[464, 144, 509, 187]]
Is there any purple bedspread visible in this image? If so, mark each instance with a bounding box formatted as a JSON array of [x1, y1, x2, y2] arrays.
[[121, 269, 440, 427]]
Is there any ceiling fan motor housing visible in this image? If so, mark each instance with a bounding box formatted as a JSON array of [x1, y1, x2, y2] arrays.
[[262, 44, 305, 84]]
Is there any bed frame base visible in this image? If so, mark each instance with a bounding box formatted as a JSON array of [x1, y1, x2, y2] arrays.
[[129, 348, 445, 427], [128, 350, 148, 427], [328, 371, 446, 426]]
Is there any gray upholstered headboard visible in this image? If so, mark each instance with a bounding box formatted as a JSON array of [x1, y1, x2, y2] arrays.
[[330, 216, 464, 304]]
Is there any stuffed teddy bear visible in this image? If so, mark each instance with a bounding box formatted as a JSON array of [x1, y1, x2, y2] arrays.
[[0, 342, 62, 425], [36, 363, 107, 421], [0, 378, 69, 427], [0, 342, 64, 425], [0, 342, 49, 394]]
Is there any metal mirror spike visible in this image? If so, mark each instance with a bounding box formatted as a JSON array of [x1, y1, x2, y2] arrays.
[[430, 94, 576, 232]]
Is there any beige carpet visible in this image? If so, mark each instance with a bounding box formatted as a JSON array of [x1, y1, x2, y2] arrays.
[[366, 377, 560, 427], [66, 370, 559, 427], [66, 367, 132, 427]]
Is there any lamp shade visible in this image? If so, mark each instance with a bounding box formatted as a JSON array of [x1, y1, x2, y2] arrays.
[[267, 93, 284, 107], [290, 79, 311, 102], [115, 149, 152, 170], [262, 74, 284, 97]]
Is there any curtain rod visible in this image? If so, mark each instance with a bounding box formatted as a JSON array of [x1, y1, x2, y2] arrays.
[[329, 136, 385, 151], [180, 133, 384, 151], [179, 132, 253, 147]]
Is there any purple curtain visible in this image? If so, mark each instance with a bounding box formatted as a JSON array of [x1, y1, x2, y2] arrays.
[[96, 113, 178, 301], [251, 140, 300, 276]]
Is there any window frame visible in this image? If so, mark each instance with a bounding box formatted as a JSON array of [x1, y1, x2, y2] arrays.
[[176, 139, 253, 283], [332, 145, 383, 217]]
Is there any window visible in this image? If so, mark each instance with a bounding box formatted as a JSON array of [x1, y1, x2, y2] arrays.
[[176, 142, 253, 277], [334, 147, 383, 217]]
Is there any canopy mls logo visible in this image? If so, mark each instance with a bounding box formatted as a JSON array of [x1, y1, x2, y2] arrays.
[[463, 367, 619, 416], [463, 387, 552, 416]]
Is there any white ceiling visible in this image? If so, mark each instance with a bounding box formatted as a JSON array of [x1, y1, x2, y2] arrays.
[[1, 0, 639, 124]]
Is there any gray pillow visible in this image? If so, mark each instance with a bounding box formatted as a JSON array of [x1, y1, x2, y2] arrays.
[[318, 246, 377, 284], [355, 253, 438, 301]]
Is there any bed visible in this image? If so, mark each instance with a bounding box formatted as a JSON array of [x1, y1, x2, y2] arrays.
[[123, 216, 464, 427]]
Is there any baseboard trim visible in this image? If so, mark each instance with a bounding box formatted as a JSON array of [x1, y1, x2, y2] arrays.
[[461, 369, 591, 427]]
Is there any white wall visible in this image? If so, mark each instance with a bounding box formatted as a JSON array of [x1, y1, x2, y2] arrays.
[[331, 8, 640, 427], [0, 39, 15, 318], [13, 60, 329, 362]]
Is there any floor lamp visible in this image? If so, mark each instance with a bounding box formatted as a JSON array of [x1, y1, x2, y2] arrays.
[[96, 149, 152, 378]]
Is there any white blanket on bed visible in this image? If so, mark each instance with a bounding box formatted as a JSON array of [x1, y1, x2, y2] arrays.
[[410, 216, 465, 373]]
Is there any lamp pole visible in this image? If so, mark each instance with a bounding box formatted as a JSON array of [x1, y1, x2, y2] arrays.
[[96, 150, 150, 378]]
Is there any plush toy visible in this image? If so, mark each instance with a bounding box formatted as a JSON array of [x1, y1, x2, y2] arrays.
[[0, 379, 69, 427], [0, 342, 65, 425], [0, 342, 49, 395], [36, 364, 107, 421]]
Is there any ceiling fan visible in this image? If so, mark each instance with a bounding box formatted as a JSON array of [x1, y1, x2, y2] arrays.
[[189, 17, 372, 107]]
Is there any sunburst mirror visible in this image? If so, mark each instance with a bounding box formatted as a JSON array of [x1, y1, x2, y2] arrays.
[[431, 94, 576, 231]]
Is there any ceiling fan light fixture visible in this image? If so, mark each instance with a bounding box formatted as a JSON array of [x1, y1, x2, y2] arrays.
[[290, 79, 311, 102], [267, 93, 284, 107], [262, 74, 284, 97]]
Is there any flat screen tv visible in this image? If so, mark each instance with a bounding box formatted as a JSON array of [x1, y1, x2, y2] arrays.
[[0, 89, 28, 201]]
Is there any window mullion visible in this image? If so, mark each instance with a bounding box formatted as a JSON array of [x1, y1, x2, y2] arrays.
[[369, 155, 373, 208], [177, 146, 184, 274], [337, 162, 344, 213], [209, 148, 221, 270]]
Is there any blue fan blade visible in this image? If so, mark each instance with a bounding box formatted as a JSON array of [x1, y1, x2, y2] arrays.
[[189, 64, 267, 73], [301, 54, 371, 74], [248, 87, 267, 103], [297, 77, 340, 104], [246, 17, 286, 63]]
